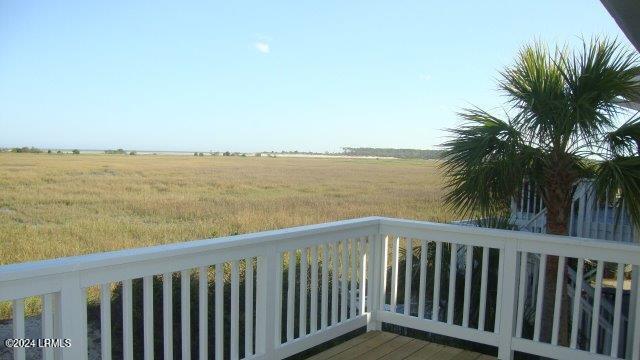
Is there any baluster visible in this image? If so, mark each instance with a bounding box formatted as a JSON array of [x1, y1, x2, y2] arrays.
[[390, 237, 400, 314], [310, 246, 318, 332], [551, 256, 565, 345], [349, 239, 358, 319], [215, 263, 224, 358], [570, 259, 584, 348], [478, 247, 489, 331], [616, 201, 625, 241], [287, 251, 296, 341], [569, 197, 576, 236], [199, 267, 208, 359], [516, 252, 527, 338], [447, 243, 457, 325], [418, 239, 428, 319], [494, 248, 505, 333], [99, 285, 112, 360], [231, 260, 240, 360], [245, 258, 254, 356], [462, 245, 473, 327], [527, 183, 532, 214], [586, 190, 595, 238], [350, 239, 357, 319], [603, 193, 609, 240], [341, 240, 349, 322], [595, 197, 601, 238], [123, 279, 133, 360], [299, 248, 308, 336], [321, 245, 329, 329], [520, 179, 526, 219], [143, 276, 154, 360], [432, 241, 442, 321], [180, 270, 191, 360], [162, 273, 173, 360], [533, 254, 547, 341], [611, 263, 624, 358], [590, 260, 603, 353], [404, 238, 413, 316], [331, 242, 339, 325]]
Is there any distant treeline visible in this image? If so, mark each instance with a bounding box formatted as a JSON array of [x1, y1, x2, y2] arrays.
[[342, 147, 443, 159], [2, 147, 78, 154], [9, 146, 43, 153], [104, 148, 128, 154], [2, 146, 443, 159]]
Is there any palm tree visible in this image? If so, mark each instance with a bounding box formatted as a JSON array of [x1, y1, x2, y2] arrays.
[[440, 38, 640, 345]]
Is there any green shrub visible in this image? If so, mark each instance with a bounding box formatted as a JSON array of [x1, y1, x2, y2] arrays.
[[11, 147, 42, 153]]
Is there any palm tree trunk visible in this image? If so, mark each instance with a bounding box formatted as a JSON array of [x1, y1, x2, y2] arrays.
[[543, 195, 571, 345]]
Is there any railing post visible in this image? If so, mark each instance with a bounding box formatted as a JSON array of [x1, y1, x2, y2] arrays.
[[256, 245, 279, 359], [367, 232, 382, 331], [497, 240, 519, 360], [627, 265, 639, 359], [58, 274, 87, 360]]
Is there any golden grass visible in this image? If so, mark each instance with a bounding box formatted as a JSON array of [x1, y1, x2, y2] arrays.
[[0, 153, 452, 265], [0, 153, 453, 319]]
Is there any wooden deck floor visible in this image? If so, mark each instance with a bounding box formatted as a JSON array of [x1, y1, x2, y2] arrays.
[[307, 331, 496, 360]]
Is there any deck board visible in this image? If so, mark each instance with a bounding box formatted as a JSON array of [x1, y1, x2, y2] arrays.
[[329, 332, 398, 360], [310, 331, 494, 360], [357, 334, 414, 360], [307, 331, 380, 360]]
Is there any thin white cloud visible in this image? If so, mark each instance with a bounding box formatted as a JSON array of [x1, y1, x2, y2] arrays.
[[419, 74, 432, 81], [255, 41, 270, 54]]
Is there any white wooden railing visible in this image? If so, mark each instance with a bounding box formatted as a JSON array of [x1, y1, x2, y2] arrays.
[[1, 217, 639, 360], [512, 180, 636, 242]]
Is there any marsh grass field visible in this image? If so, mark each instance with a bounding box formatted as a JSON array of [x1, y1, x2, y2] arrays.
[[0, 153, 452, 265], [0, 153, 452, 321]]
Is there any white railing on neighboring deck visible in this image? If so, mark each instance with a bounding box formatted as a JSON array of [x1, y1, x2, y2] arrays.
[[512, 179, 636, 242], [1, 217, 639, 360]]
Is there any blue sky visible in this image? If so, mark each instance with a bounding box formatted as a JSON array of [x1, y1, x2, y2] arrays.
[[0, 1, 631, 152]]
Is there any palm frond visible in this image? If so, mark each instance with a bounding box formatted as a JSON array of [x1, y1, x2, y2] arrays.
[[498, 41, 569, 148], [606, 116, 640, 156], [561, 37, 640, 145], [593, 156, 640, 228], [440, 109, 528, 218]]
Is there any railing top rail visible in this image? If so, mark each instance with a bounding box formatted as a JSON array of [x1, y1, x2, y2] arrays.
[[2, 216, 639, 284], [379, 217, 640, 257], [0, 216, 381, 283]]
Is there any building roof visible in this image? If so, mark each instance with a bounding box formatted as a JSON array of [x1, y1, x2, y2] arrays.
[[601, 1, 640, 110], [601, 0, 640, 53]]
